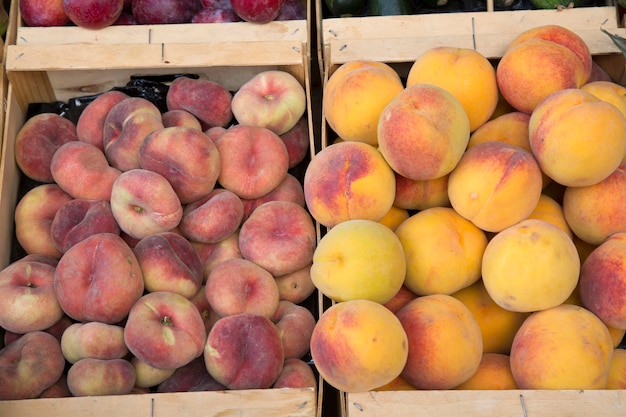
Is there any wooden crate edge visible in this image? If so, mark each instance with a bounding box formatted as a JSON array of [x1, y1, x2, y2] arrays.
[[0, 387, 317, 417], [343, 389, 626, 417], [320, 6, 623, 66]]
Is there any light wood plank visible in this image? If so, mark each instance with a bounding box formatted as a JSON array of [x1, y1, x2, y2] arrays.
[[16, 20, 308, 46], [345, 390, 626, 417], [322, 7, 623, 66]]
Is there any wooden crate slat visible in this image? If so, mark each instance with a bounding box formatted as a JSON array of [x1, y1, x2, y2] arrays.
[[322, 13, 475, 40], [327, 36, 477, 65], [321, 6, 624, 66], [6, 42, 305, 72], [344, 389, 626, 417], [15, 20, 308, 46]]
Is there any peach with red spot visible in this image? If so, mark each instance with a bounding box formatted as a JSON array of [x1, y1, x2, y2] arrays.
[[304, 141, 396, 228]]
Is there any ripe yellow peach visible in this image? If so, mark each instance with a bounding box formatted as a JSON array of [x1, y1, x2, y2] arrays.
[[579, 232, 626, 330], [397, 294, 483, 389], [311, 219, 406, 304], [310, 299, 409, 393], [395, 207, 487, 296], [406, 47, 498, 132], [529, 88, 626, 187], [610, 328, 626, 349], [378, 205, 409, 231], [525, 194, 573, 239], [323, 60, 404, 146], [564, 282, 626, 347], [378, 83, 470, 181], [374, 375, 416, 391], [510, 304, 613, 389], [607, 348, 626, 389], [497, 40, 588, 114], [452, 280, 530, 354], [497, 25, 591, 114], [581, 80, 626, 120], [447, 141, 543, 233], [467, 111, 531, 152], [563, 162, 626, 246], [393, 173, 450, 211], [482, 219, 580, 313], [469, 111, 556, 188], [454, 353, 518, 390], [505, 25, 592, 79], [303, 141, 396, 228]]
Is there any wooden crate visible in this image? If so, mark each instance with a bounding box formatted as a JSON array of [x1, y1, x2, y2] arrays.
[[316, 3, 626, 416], [317, 0, 626, 81], [0, 19, 321, 417], [321, 52, 626, 417]]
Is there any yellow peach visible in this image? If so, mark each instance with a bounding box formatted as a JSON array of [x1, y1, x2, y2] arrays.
[[497, 40, 588, 114], [452, 280, 530, 354], [468, 111, 556, 188], [525, 194, 573, 239], [497, 25, 591, 114], [447, 141, 543, 233], [378, 83, 470, 181], [467, 111, 531, 152], [303, 141, 396, 228], [397, 294, 483, 389], [310, 299, 409, 393], [323, 60, 404, 146], [406, 47, 498, 131], [582, 78, 626, 164], [581, 80, 626, 120], [454, 353, 518, 390], [393, 173, 450, 211], [579, 232, 626, 330], [374, 375, 416, 391], [563, 281, 626, 347], [311, 219, 406, 304], [378, 205, 409, 231], [529, 88, 626, 187], [510, 304, 613, 389], [505, 25, 592, 80], [562, 162, 626, 245], [482, 219, 580, 313], [607, 348, 626, 389], [395, 207, 487, 296], [610, 327, 626, 349]]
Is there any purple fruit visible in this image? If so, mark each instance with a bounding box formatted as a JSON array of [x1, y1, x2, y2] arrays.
[[132, 0, 200, 24], [63, 0, 124, 29]]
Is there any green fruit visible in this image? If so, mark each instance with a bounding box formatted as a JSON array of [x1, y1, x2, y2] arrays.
[[369, 0, 414, 15], [324, 0, 367, 16], [529, 0, 584, 9]]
